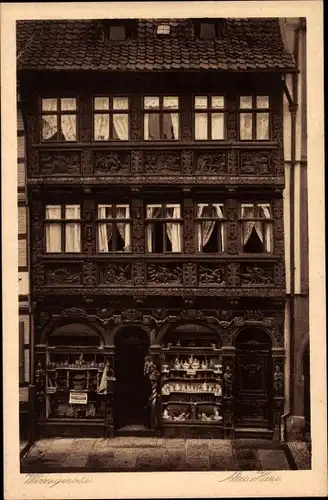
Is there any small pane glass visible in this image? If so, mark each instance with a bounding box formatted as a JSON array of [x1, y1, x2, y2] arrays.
[[195, 113, 208, 140], [65, 224, 81, 252], [163, 113, 179, 140], [240, 96, 252, 109], [195, 96, 208, 109], [42, 98, 57, 111], [163, 96, 179, 109], [146, 204, 162, 218], [94, 114, 110, 141], [157, 24, 170, 35], [65, 205, 80, 219], [241, 204, 255, 218], [116, 205, 130, 218], [211, 113, 224, 139], [144, 113, 160, 140], [144, 97, 160, 109], [61, 98, 76, 111], [98, 205, 113, 218], [240, 113, 253, 140], [94, 97, 110, 110], [256, 113, 269, 140], [42, 115, 57, 140], [211, 96, 225, 108], [258, 204, 272, 219], [256, 96, 269, 109], [113, 97, 129, 110], [45, 205, 61, 219], [61, 115, 76, 141], [165, 204, 181, 218], [113, 114, 129, 140], [45, 223, 61, 253]]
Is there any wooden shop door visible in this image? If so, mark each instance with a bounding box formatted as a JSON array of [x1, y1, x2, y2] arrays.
[[114, 328, 150, 429], [235, 329, 273, 429]]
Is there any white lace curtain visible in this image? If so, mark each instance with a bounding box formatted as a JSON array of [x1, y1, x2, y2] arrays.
[[197, 204, 225, 251], [98, 205, 131, 252], [144, 96, 179, 140], [146, 205, 181, 252], [241, 204, 271, 252], [45, 205, 61, 252], [45, 205, 80, 252], [195, 113, 224, 140], [94, 98, 128, 141], [65, 205, 81, 252], [42, 98, 76, 141]]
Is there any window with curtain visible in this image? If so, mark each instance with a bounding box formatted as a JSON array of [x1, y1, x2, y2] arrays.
[[240, 203, 273, 253], [194, 95, 226, 140], [143, 96, 179, 140], [45, 204, 81, 253], [196, 203, 225, 253], [97, 204, 131, 252], [41, 98, 77, 142], [146, 203, 182, 252], [94, 97, 129, 141], [239, 95, 270, 140]]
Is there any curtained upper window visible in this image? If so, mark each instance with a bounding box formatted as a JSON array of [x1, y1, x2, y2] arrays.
[[239, 95, 270, 140], [41, 98, 77, 142], [196, 203, 225, 253], [93, 97, 129, 141], [143, 96, 179, 140], [45, 204, 81, 253], [240, 203, 273, 253], [97, 204, 131, 252], [146, 203, 182, 253], [194, 95, 226, 140]]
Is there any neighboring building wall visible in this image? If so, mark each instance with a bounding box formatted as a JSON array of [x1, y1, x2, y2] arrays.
[[18, 92, 30, 440], [280, 18, 309, 438]]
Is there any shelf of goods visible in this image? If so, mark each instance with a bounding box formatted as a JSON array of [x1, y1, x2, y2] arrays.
[[45, 351, 109, 420], [161, 350, 223, 425]]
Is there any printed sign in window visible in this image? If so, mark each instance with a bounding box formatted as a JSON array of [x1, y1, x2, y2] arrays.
[[69, 391, 88, 404]]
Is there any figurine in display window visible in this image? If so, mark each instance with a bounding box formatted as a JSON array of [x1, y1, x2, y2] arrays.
[[213, 408, 222, 421], [174, 357, 181, 368], [163, 408, 171, 420], [182, 359, 190, 370], [223, 365, 233, 397], [191, 357, 200, 369]]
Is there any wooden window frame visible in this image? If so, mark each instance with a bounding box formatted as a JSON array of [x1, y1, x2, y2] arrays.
[[142, 95, 180, 141], [96, 204, 131, 253], [92, 96, 130, 141], [238, 94, 272, 141], [193, 95, 227, 141], [44, 204, 82, 253], [40, 97, 78, 142], [145, 203, 183, 253], [195, 203, 226, 253], [239, 202, 274, 254]]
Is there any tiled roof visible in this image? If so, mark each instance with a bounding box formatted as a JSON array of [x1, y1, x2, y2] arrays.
[[16, 18, 296, 72]]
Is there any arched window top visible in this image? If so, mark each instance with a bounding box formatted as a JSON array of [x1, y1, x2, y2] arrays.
[[47, 323, 103, 347], [235, 327, 272, 347], [162, 323, 221, 348]]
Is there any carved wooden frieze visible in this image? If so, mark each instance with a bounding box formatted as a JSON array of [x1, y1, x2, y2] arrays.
[[183, 198, 195, 254], [45, 264, 82, 285], [226, 198, 239, 254], [79, 94, 92, 143], [228, 150, 238, 175], [145, 151, 181, 174], [227, 263, 240, 286], [273, 197, 284, 255], [133, 260, 146, 286], [33, 262, 45, 285], [131, 151, 144, 174], [195, 152, 228, 174], [132, 198, 145, 253], [99, 263, 132, 286], [183, 262, 197, 286], [147, 263, 183, 285], [239, 151, 274, 175], [131, 96, 141, 141], [241, 264, 274, 285], [30, 196, 43, 261], [82, 150, 93, 175], [181, 150, 193, 175], [27, 150, 40, 176], [275, 261, 286, 287], [199, 264, 226, 285], [94, 151, 130, 175], [181, 94, 192, 141], [83, 199, 95, 253], [227, 96, 237, 141], [83, 261, 97, 286], [39, 151, 81, 175]]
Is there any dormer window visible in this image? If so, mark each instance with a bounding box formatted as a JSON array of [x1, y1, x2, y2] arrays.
[[157, 24, 171, 35], [109, 25, 126, 41], [200, 22, 216, 39]]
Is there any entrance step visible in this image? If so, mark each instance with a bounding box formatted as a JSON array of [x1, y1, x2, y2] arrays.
[[235, 427, 274, 440], [115, 425, 156, 437]]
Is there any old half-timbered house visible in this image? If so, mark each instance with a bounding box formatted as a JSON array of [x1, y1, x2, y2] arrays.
[[17, 18, 308, 441]]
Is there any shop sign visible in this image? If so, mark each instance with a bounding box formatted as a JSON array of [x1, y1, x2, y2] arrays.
[[69, 391, 88, 404]]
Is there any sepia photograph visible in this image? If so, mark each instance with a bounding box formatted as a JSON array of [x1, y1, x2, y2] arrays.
[[2, 1, 326, 499]]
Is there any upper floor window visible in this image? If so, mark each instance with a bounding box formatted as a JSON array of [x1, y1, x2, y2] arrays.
[[143, 96, 179, 140], [94, 97, 129, 141], [97, 204, 131, 252], [194, 96, 226, 140], [45, 204, 81, 253], [240, 203, 273, 253], [41, 98, 77, 142], [146, 204, 182, 252], [157, 24, 170, 35], [199, 22, 216, 39], [196, 203, 225, 253], [239, 95, 270, 141]]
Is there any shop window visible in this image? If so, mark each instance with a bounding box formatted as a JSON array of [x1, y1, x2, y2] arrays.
[[41, 97, 77, 142], [146, 203, 182, 253], [45, 204, 81, 253], [196, 203, 225, 253], [143, 96, 179, 140], [97, 204, 131, 252], [239, 95, 271, 140], [240, 203, 273, 253], [194, 95, 226, 140], [93, 97, 129, 141]]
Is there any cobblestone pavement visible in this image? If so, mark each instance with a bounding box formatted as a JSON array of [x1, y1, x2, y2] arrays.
[[20, 437, 308, 473]]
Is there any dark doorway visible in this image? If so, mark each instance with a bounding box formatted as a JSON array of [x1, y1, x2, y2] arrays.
[[303, 343, 311, 438], [235, 328, 273, 429], [114, 327, 150, 429]]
